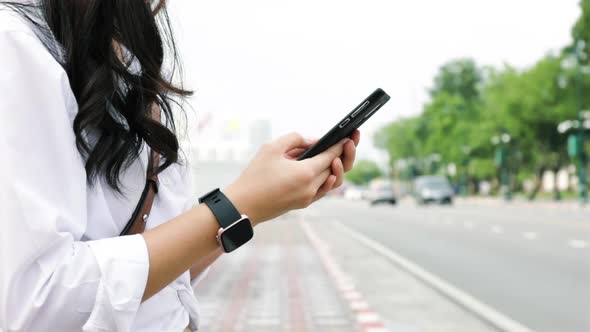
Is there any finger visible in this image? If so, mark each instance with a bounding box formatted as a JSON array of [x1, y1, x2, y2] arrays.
[[285, 137, 320, 159], [331, 158, 344, 188], [313, 174, 336, 203], [274, 132, 307, 152], [307, 138, 320, 146], [351, 129, 360, 147], [286, 148, 306, 159], [305, 138, 349, 173], [312, 168, 332, 189], [341, 140, 357, 172]]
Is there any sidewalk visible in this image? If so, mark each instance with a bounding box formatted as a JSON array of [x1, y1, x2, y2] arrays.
[[193, 212, 498, 332], [194, 214, 360, 332]]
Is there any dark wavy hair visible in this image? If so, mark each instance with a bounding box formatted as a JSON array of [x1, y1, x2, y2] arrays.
[[2, 0, 192, 193]]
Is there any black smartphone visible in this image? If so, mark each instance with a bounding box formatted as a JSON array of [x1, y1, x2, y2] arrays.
[[297, 88, 390, 160]]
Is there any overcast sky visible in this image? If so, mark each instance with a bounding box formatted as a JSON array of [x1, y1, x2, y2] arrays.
[[169, 0, 580, 161]]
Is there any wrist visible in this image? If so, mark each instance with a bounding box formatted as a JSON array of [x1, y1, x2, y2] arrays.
[[199, 187, 254, 253], [223, 183, 260, 227]]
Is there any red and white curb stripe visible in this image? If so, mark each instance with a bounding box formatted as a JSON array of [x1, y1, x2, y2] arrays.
[[301, 221, 389, 332]]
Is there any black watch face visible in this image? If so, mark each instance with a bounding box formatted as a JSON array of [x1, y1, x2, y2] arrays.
[[220, 218, 254, 253]]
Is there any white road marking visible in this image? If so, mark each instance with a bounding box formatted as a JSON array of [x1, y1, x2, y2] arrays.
[[491, 226, 504, 234], [568, 239, 588, 249], [522, 232, 538, 240], [333, 221, 536, 332]]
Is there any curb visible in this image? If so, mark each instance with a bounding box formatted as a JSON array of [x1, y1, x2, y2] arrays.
[[332, 221, 537, 332]]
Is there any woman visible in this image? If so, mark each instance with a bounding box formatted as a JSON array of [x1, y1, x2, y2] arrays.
[[0, 1, 359, 331]]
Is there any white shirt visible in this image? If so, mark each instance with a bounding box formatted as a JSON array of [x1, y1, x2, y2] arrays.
[[0, 8, 207, 332]]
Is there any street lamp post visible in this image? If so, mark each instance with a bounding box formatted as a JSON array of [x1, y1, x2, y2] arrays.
[[425, 153, 441, 174], [407, 157, 417, 181], [492, 134, 512, 201], [574, 41, 588, 205], [558, 117, 589, 204], [460, 146, 471, 197], [559, 40, 589, 205]]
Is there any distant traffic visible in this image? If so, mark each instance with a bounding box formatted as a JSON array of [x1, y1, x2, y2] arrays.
[[337, 175, 455, 206]]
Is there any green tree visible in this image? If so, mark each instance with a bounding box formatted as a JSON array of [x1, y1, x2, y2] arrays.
[[430, 58, 483, 103], [480, 55, 583, 198], [374, 2, 590, 198], [374, 117, 421, 162], [416, 59, 491, 184], [375, 59, 491, 186], [571, 0, 590, 65], [345, 160, 383, 185], [420, 59, 486, 165], [420, 92, 482, 162]]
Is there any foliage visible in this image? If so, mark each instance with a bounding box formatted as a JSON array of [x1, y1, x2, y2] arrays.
[[374, 3, 590, 195], [572, 0, 590, 65], [344, 160, 383, 185], [430, 58, 482, 103], [375, 59, 490, 178], [468, 158, 496, 180], [374, 117, 421, 161], [480, 56, 577, 172]]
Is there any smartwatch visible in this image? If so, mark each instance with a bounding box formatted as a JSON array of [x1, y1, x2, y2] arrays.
[[198, 188, 253, 253]]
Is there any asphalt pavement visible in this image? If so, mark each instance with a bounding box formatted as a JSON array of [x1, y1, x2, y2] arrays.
[[194, 211, 499, 332], [305, 198, 590, 332]]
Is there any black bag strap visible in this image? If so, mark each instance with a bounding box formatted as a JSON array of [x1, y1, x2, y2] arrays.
[[120, 106, 161, 236]]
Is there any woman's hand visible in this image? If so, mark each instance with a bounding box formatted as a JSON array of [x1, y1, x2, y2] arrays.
[[225, 130, 360, 225]]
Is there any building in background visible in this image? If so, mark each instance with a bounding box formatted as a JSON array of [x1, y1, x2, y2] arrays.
[[189, 113, 272, 196], [248, 119, 272, 154]]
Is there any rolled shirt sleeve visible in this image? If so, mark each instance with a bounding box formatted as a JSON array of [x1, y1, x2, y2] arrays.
[[84, 236, 149, 331], [0, 17, 149, 332]]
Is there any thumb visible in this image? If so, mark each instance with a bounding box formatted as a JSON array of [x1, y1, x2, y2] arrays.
[[305, 138, 348, 172], [274, 132, 308, 152]]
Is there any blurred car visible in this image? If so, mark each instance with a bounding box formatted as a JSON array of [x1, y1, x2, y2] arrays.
[[414, 175, 454, 205], [366, 179, 397, 205]]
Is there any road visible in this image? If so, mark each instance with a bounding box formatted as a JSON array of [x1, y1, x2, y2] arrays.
[[305, 198, 590, 332]]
